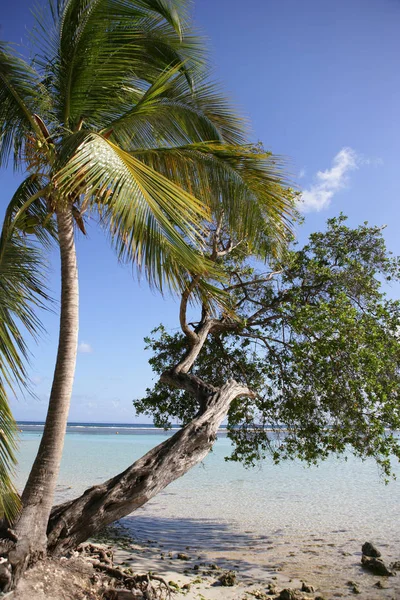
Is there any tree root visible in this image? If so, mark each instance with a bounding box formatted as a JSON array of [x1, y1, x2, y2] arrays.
[[94, 562, 172, 600], [77, 543, 172, 600], [77, 543, 113, 565]]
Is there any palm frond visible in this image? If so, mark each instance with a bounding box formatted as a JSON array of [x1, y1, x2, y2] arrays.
[[100, 67, 247, 149], [55, 132, 219, 289], [130, 142, 296, 256], [0, 42, 52, 168], [52, 0, 205, 129], [0, 385, 20, 521], [0, 175, 55, 263], [0, 221, 50, 520]]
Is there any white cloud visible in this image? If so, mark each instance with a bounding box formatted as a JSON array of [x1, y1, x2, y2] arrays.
[[78, 341, 93, 354], [299, 147, 359, 213], [298, 168, 306, 179]]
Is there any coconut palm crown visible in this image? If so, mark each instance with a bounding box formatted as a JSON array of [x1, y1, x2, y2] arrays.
[[0, 0, 296, 547], [1, 0, 295, 279]]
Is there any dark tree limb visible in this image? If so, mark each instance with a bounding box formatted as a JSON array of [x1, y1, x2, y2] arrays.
[[179, 275, 201, 343], [46, 378, 253, 556]]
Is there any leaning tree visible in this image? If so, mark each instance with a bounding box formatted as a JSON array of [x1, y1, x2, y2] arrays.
[[0, 0, 295, 589], [43, 215, 400, 556]]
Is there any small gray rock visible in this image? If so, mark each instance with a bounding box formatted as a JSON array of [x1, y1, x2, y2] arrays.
[[278, 589, 305, 600], [218, 570, 237, 587], [362, 542, 381, 558]]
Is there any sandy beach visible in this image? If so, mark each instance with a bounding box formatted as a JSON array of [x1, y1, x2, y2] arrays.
[[99, 515, 400, 600]]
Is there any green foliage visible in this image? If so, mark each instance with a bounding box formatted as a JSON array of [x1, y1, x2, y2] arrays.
[[0, 42, 51, 168], [0, 228, 50, 519], [135, 216, 400, 477], [1, 0, 296, 291], [0, 0, 297, 514]]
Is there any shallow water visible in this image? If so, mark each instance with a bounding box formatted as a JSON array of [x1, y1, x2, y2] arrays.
[[16, 428, 400, 598], [16, 429, 400, 542]]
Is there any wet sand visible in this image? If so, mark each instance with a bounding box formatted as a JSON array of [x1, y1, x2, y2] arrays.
[[105, 512, 400, 600]]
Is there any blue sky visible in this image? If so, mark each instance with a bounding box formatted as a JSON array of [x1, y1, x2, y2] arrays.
[[2, 0, 400, 422]]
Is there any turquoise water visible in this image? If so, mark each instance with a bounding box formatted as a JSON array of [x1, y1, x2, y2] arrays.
[[16, 429, 400, 547], [15, 427, 400, 599]]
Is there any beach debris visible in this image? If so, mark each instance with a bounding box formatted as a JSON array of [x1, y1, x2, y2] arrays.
[[361, 554, 395, 576], [201, 563, 222, 576], [362, 541, 381, 558], [218, 570, 237, 586], [106, 590, 144, 599], [373, 580, 387, 589], [176, 553, 190, 560], [346, 580, 360, 594], [276, 589, 305, 600], [77, 543, 173, 600], [391, 561, 400, 571], [300, 582, 314, 593], [266, 583, 278, 595], [77, 542, 114, 565], [0, 559, 11, 591], [247, 589, 269, 599]]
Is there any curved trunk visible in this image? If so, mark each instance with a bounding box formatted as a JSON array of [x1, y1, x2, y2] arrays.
[[8, 207, 79, 585], [46, 379, 247, 556]]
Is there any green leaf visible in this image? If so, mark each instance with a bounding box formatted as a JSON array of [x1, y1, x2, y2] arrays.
[[0, 42, 51, 168], [55, 132, 218, 290], [54, 0, 205, 129], [0, 212, 51, 520], [131, 142, 296, 256]]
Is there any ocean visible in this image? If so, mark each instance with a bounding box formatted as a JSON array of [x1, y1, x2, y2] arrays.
[[15, 421, 400, 598]]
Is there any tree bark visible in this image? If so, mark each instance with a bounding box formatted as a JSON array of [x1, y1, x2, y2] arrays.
[[46, 379, 249, 556], [7, 207, 79, 586]]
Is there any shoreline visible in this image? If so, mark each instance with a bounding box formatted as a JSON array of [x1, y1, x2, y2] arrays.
[[15, 432, 400, 598], [95, 518, 400, 600], [12, 521, 400, 600]]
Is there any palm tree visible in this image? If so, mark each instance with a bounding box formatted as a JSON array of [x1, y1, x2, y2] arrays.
[[0, 0, 295, 586]]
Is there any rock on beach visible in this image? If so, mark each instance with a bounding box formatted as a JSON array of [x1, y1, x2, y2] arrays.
[[361, 541, 381, 558]]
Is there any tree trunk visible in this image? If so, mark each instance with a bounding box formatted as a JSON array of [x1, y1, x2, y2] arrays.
[[46, 379, 247, 556], [6, 207, 79, 587]]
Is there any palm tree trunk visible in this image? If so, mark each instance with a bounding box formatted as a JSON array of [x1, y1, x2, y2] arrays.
[[8, 206, 79, 585]]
